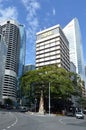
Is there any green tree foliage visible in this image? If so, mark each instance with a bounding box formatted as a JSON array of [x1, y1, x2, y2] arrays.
[[71, 73, 82, 96], [20, 65, 78, 101], [81, 98, 86, 108]]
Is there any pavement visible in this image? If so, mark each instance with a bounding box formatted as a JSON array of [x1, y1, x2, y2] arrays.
[[26, 111, 62, 117]]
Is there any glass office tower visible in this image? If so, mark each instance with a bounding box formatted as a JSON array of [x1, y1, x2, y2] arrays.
[[18, 25, 26, 78], [0, 19, 26, 102], [63, 18, 85, 81]]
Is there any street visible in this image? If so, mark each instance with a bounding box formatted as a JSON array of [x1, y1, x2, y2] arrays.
[[0, 110, 86, 130]]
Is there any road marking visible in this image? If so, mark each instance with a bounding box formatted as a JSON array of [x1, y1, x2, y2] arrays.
[[11, 124, 15, 126], [1, 112, 18, 130], [7, 126, 11, 129], [59, 118, 66, 125]]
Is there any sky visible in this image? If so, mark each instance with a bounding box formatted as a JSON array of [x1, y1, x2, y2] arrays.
[[0, 0, 86, 65]]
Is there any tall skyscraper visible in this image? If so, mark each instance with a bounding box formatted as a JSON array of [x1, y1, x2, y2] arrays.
[[63, 18, 85, 81], [0, 19, 26, 103], [0, 34, 7, 103], [18, 24, 26, 78], [36, 25, 70, 71]]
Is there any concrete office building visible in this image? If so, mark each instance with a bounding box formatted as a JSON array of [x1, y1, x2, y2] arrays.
[[0, 34, 7, 103], [0, 19, 26, 102], [36, 25, 70, 71], [63, 18, 85, 82]]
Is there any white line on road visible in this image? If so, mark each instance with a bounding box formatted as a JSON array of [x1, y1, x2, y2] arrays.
[[59, 118, 66, 125], [7, 126, 11, 129], [1, 112, 18, 130]]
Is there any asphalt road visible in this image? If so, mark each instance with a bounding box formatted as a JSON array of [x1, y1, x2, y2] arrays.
[[0, 110, 86, 130]]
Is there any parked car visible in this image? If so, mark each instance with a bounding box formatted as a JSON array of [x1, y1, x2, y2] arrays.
[[19, 106, 29, 112], [75, 112, 84, 119], [83, 109, 86, 114], [66, 112, 74, 117]]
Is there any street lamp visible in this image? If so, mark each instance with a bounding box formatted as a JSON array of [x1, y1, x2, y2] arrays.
[[49, 82, 51, 115]]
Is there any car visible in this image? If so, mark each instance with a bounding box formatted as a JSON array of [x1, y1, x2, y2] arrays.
[[19, 106, 29, 112], [83, 109, 86, 114], [75, 112, 84, 119], [66, 112, 74, 117]]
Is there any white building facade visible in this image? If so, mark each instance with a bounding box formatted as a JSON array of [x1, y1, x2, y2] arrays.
[[0, 34, 7, 103], [0, 19, 26, 103], [36, 25, 70, 71]]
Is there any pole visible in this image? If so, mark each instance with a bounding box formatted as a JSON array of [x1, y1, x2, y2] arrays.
[[35, 98, 37, 112], [49, 82, 50, 115]]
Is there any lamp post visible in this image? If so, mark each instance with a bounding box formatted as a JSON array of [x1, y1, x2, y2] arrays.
[[49, 82, 51, 115]]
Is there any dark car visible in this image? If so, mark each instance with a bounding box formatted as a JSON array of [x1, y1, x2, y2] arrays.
[[19, 106, 29, 112], [6, 105, 13, 110]]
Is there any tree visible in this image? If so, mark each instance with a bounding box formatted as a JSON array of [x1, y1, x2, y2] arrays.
[[20, 65, 76, 111], [78, 97, 86, 109]]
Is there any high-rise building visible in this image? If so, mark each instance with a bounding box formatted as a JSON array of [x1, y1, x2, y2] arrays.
[[70, 62, 76, 73], [63, 18, 85, 81], [0, 34, 7, 103], [36, 25, 70, 71], [24, 64, 35, 73], [18, 24, 26, 78], [0, 19, 26, 102], [85, 66, 86, 76], [85, 66, 86, 88]]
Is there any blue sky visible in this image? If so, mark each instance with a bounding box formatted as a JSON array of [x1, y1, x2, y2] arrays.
[[0, 0, 86, 65]]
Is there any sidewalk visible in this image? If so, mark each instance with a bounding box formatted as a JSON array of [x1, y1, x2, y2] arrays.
[[26, 111, 56, 116]]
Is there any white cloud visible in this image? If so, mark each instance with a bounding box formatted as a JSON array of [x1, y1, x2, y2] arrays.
[[22, 0, 40, 11], [53, 8, 56, 16], [21, 0, 40, 42], [0, 6, 18, 21], [21, 0, 40, 64]]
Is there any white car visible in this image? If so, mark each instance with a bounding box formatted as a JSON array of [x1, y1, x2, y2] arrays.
[[75, 112, 84, 119]]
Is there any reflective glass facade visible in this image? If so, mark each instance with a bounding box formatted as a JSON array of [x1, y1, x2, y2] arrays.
[[63, 18, 85, 80], [24, 65, 35, 73], [18, 25, 26, 78]]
